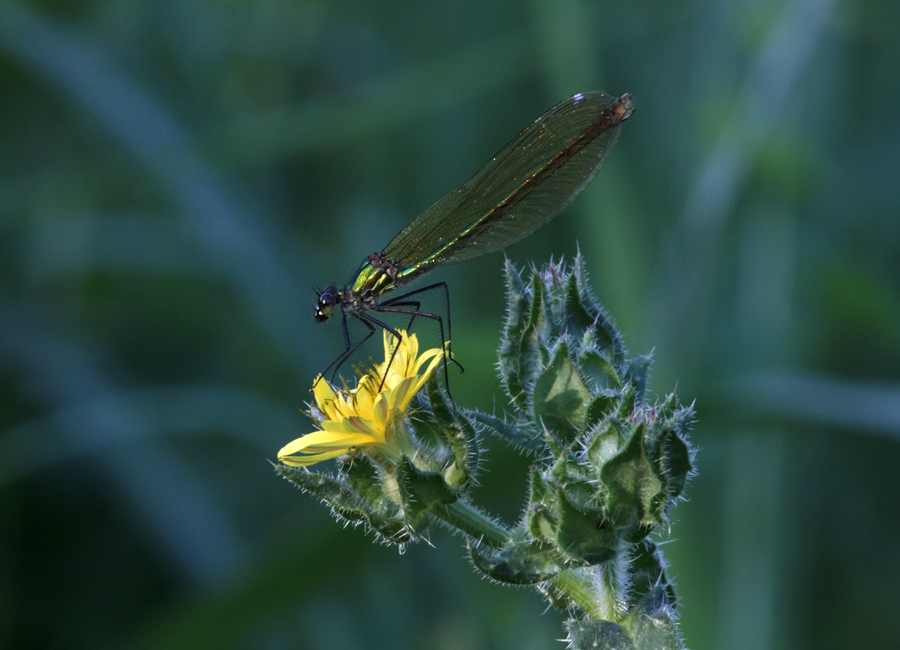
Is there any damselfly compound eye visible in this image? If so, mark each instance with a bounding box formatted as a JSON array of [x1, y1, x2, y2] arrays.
[[315, 288, 338, 322]]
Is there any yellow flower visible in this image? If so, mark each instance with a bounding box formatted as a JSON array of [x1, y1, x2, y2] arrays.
[[278, 330, 446, 467]]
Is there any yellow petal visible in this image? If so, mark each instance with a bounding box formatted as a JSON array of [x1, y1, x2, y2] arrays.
[[279, 430, 374, 455], [312, 379, 342, 420], [372, 391, 391, 431], [281, 329, 444, 467], [412, 346, 444, 377], [354, 382, 377, 419], [388, 377, 416, 413], [329, 415, 386, 442], [279, 447, 351, 467], [312, 376, 334, 403]]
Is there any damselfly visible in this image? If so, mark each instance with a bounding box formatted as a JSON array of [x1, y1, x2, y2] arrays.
[[315, 91, 634, 387]]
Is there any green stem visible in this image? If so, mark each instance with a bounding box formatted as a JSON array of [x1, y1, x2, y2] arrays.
[[430, 501, 611, 620], [431, 501, 510, 547]]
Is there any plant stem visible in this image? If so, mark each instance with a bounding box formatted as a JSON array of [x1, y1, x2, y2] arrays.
[[430, 501, 609, 619], [431, 501, 509, 547]]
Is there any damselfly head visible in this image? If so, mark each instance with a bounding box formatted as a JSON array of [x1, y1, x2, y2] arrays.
[[315, 286, 339, 322]]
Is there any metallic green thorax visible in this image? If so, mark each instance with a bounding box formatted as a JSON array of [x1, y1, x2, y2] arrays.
[[348, 261, 395, 297], [347, 254, 428, 300]]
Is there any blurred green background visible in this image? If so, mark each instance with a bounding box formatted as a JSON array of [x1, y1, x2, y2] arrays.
[[2, 0, 899, 648]]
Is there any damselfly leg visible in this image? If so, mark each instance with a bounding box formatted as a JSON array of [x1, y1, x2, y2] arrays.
[[316, 282, 463, 396]]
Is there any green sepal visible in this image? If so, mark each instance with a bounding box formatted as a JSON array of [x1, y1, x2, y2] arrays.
[[533, 341, 590, 445], [398, 458, 459, 510], [366, 514, 421, 543], [584, 390, 622, 433], [275, 464, 370, 524], [555, 489, 618, 565], [585, 417, 626, 469], [667, 407, 695, 496], [498, 259, 531, 407], [578, 349, 623, 392], [526, 466, 557, 543], [527, 268, 546, 329], [564, 272, 598, 340], [536, 581, 577, 611], [643, 406, 694, 501], [600, 422, 664, 533], [276, 463, 417, 544], [659, 392, 680, 421], [547, 450, 573, 486], [624, 355, 652, 405], [572, 252, 625, 365], [427, 374, 478, 489], [616, 383, 637, 419], [402, 376, 479, 490], [629, 539, 677, 611], [405, 391, 449, 453], [342, 454, 428, 539], [551, 464, 597, 509], [565, 618, 634, 650], [467, 536, 561, 585], [621, 586, 685, 650], [341, 453, 390, 509], [527, 270, 550, 368]]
